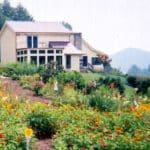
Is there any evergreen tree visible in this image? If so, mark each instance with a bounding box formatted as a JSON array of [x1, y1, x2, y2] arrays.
[[0, 0, 33, 29], [1, 0, 14, 19], [13, 4, 33, 21]]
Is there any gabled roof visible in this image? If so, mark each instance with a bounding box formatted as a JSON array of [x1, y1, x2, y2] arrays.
[[64, 43, 84, 55], [5, 21, 72, 33]]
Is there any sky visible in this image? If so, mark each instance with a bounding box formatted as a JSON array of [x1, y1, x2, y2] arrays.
[[1, 0, 150, 54]]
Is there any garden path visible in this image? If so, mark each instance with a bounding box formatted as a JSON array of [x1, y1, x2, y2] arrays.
[[0, 76, 53, 150]]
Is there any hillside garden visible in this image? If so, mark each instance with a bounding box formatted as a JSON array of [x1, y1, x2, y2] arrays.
[[0, 63, 149, 150]]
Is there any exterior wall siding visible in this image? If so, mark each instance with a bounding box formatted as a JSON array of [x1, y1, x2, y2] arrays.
[[82, 41, 97, 64], [71, 55, 80, 71], [16, 33, 70, 49], [0, 26, 16, 64]]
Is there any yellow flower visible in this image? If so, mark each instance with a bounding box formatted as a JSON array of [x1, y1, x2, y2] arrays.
[[24, 128, 33, 138]]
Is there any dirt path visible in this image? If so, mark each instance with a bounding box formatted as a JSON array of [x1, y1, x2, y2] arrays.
[[0, 76, 53, 150], [0, 76, 49, 104]]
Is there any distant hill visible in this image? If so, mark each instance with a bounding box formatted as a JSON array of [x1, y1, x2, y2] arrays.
[[111, 48, 150, 73]]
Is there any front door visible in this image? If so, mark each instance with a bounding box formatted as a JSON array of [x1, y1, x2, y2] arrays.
[[83, 56, 88, 67], [66, 55, 71, 69]]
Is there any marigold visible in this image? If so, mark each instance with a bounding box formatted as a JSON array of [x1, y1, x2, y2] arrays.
[[24, 128, 33, 138]]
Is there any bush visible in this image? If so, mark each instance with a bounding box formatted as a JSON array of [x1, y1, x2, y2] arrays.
[[27, 112, 57, 139], [41, 61, 63, 83], [98, 76, 125, 94], [19, 74, 40, 90], [56, 71, 85, 90], [1, 63, 40, 80], [88, 92, 118, 112], [147, 87, 150, 98], [127, 76, 150, 95]]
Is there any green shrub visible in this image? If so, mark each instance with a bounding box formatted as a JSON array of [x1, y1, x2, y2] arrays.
[[27, 112, 57, 139], [41, 61, 63, 83], [88, 92, 118, 112], [147, 87, 150, 98], [2, 63, 40, 79], [19, 74, 40, 90], [98, 76, 125, 94], [127, 76, 150, 95], [56, 71, 85, 89]]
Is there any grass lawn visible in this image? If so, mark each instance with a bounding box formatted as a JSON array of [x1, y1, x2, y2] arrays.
[[81, 73, 102, 83]]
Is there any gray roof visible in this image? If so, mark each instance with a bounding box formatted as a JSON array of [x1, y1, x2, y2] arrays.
[[6, 21, 71, 33]]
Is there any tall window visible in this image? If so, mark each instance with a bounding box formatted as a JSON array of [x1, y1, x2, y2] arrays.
[[27, 36, 32, 48], [66, 55, 71, 69], [56, 56, 62, 65], [83, 56, 88, 66], [33, 36, 38, 48]]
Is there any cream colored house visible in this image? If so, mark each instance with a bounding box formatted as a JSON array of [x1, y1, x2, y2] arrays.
[[0, 21, 108, 71]]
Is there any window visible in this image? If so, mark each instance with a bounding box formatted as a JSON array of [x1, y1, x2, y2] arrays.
[[17, 57, 20, 62], [33, 36, 38, 48], [92, 57, 101, 65], [56, 56, 62, 65], [24, 56, 27, 62], [48, 56, 54, 63], [56, 49, 62, 54], [17, 51, 20, 55], [39, 50, 45, 54], [27, 36, 32, 48], [39, 56, 45, 65], [48, 50, 54, 54], [66, 55, 71, 69], [24, 50, 27, 54], [83, 56, 88, 66], [31, 56, 37, 65], [30, 50, 37, 54], [20, 57, 24, 63], [21, 51, 24, 55]]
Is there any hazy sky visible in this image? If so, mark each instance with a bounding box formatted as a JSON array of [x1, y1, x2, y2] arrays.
[[1, 0, 150, 54]]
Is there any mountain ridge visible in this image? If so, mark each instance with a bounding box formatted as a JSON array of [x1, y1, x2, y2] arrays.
[[110, 48, 150, 73]]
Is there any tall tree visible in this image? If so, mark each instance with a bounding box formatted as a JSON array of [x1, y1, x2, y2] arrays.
[[0, 0, 33, 29], [13, 4, 33, 21], [1, 0, 14, 19]]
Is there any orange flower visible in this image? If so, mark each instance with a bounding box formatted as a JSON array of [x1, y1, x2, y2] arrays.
[[115, 127, 123, 134], [24, 128, 33, 138]]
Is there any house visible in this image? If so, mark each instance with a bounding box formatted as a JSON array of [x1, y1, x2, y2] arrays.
[[0, 21, 109, 71]]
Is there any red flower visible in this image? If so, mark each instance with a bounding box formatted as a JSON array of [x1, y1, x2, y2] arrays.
[[109, 82, 115, 89], [0, 134, 4, 138]]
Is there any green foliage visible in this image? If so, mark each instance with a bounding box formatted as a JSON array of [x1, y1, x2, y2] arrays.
[[127, 76, 150, 95], [41, 61, 63, 83], [98, 76, 125, 94], [12, 4, 33, 21], [1, 63, 40, 80], [19, 74, 40, 90], [0, 0, 33, 29], [56, 71, 85, 89], [27, 112, 57, 139], [147, 87, 150, 98], [88, 91, 118, 112]]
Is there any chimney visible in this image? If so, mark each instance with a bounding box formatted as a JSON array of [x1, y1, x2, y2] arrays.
[[70, 33, 82, 50]]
